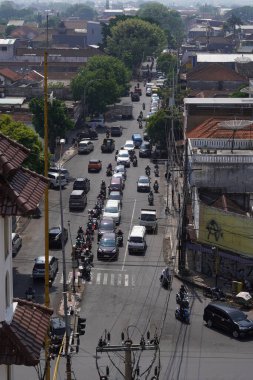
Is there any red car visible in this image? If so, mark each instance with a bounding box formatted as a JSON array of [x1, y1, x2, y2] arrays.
[[88, 159, 102, 173]]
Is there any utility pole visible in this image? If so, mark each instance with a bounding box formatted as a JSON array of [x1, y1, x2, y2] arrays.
[[96, 330, 160, 380]]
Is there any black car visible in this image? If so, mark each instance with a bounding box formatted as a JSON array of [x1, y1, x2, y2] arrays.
[[203, 302, 253, 338], [111, 126, 122, 137], [77, 129, 98, 141], [97, 232, 119, 261], [73, 177, 90, 193], [139, 142, 152, 158], [131, 93, 140, 102], [98, 217, 116, 241], [49, 226, 68, 249]]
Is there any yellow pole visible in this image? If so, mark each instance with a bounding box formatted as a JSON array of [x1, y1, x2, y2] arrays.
[[44, 48, 51, 380], [52, 335, 66, 380]]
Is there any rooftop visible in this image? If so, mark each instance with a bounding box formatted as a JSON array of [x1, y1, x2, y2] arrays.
[[196, 53, 253, 63]]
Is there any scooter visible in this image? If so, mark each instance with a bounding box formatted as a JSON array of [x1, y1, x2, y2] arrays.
[[153, 183, 159, 193], [175, 307, 190, 324], [203, 286, 225, 301], [117, 234, 123, 247], [145, 167, 151, 177], [133, 157, 138, 167], [176, 293, 190, 308], [106, 168, 112, 176], [154, 168, 159, 177], [148, 194, 154, 206], [80, 260, 92, 281]]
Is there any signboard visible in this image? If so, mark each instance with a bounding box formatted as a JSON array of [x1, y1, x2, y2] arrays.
[[199, 204, 253, 257]]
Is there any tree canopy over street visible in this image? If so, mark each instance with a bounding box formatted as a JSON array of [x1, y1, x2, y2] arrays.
[[225, 6, 253, 23], [105, 18, 167, 71], [0, 114, 44, 173], [29, 98, 74, 153], [137, 2, 184, 49], [71, 55, 131, 115]]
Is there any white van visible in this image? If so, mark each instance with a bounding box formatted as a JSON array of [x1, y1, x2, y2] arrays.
[[48, 172, 67, 189], [128, 225, 146, 254], [103, 200, 121, 225], [87, 117, 105, 129]]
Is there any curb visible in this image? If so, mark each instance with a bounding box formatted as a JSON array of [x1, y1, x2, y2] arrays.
[[174, 273, 208, 290]]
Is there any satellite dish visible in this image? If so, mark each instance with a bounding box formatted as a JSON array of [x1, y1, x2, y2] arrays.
[[218, 120, 253, 153], [218, 120, 253, 130]]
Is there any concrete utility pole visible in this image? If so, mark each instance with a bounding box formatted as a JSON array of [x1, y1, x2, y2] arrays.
[[96, 331, 160, 380]]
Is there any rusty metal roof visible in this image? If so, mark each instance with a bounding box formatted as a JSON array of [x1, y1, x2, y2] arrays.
[[0, 133, 29, 176], [0, 299, 53, 366]]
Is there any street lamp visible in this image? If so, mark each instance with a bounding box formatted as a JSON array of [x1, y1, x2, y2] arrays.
[[58, 139, 72, 379]]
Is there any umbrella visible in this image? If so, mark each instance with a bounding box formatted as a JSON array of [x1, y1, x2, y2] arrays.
[[236, 292, 252, 301]]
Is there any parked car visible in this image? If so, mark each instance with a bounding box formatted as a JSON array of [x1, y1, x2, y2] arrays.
[[49, 226, 68, 249], [48, 172, 67, 189], [97, 232, 119, 261], [88, 159, 102, 173], [98, 217, 116, 241], [117, 150, 130, 167], [101, 138, 115, 153], [78, 139, 94, 154], [86, 118, 104, 129], [131, 93, 140, 101], [112, 173, 125, 188], [32, 255, 58, 281], [73, 177, 90, 193], [137, 176, 150, 192], [12, 232, 22, 256], [77, 129, 98, 141], [203, 302, 253, 338], [103, 199, 121, 225], [49, 166, 70, 181], [146, 88, 152, 96], [111, 126, 122, 137], [50, 316, 66, 351]]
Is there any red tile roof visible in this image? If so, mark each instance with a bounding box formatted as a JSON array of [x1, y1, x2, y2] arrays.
[[0, 67, 22, 82], [0, 133, 48, 216], [0, 299, 53, 366], [187, 63, 247, 81], [187, 117, 253, 139]]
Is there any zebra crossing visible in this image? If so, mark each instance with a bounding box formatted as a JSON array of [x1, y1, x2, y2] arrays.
[[59, 271, 136, 287]]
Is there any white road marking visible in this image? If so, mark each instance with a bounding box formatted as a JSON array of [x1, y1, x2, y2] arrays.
[[111, 273, 115, 286], [117, 273, 122, 286], [103, 273, 108, 285], [96, 272, 101, 285], [125, 274, 129, 286]]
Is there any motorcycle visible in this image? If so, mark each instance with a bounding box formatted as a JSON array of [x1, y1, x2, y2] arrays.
[[139, 121, 143, 129], [106, 168, 112, 176], [203, 286, 226, 301], [25, 288, 35, 301], [176, 293, 190, 308], [81, 250, 94, 265], [142, 102, 145, 110], [154, 168, 159, 177], [145, 167, 151, 177], [80, 262, 92, 281], [148, 193, 154, 206], [117, 233, 123, 247], [175, 307, 190, 324], [153, 183, 159, 193], [133, 157, 138, 167]]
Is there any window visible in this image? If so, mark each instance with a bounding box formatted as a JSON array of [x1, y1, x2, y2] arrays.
[[1, 46, 7, 51]]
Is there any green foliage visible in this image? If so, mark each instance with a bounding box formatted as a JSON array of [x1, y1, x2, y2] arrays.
[[106, 18, 167, 71], [29, 98, 74, 152], [71, 55, 131, 114], [41, 16, 61, 28], [0, 1, 34, 22], [0, 114, 44, 173], [137, 2, 184, 48], [48, 82, 65, 89], [5, 24, 16, 37], [156, 52, 177, 76], [146, 107, 183, 145], [230, 84, 248, 98], [62, 3, 97, 19]]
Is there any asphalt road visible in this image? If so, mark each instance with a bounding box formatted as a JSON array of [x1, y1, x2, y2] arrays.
[[13, 85, 253, 380]]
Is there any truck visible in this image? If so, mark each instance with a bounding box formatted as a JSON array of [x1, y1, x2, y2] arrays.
[[101, 138, 115, 153], [139, 209, 157, 234], [106, 102, 133, 120]]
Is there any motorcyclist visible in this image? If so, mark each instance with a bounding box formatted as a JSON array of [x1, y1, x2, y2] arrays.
[[179, 284, 187, 299], [106, 128, 110, 138], [145, 165, 151, 175], [107, 163, 112, 170], [140, 111, 143, 118], [148, 190, 154, 203], [153, 180, 159, 192], [133, 156, 138, 166], [78, 226, 84, 235], [142, 102, 145, 110], [117, 229, 124, 245]]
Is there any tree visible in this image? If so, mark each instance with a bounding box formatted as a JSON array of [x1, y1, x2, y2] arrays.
[[137, 2, 185, 49], [71, 55, 131, 115], [146, 108, 183, 146], [0, 114, 44, 173], [106, 18, 167, 71], [29, 98, 74, 152], [63, 3, 97, 19], [226, 14, 243, 37], [225, 6, 253, 23], [156, 52, 177, 77]]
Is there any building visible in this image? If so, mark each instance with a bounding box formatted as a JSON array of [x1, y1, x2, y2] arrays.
[[182, 100, 253, 284], [0, 133, 52, 379]]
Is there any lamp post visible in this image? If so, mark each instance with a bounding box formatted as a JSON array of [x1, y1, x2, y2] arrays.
[[212, 246, 219, 287], [58, 139, 72, 379]]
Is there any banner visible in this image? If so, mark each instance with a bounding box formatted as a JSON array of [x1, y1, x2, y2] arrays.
[[199, 204, 253, 257]]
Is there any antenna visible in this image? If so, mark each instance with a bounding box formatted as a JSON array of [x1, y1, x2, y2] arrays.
[[218, 120, 253, 153]]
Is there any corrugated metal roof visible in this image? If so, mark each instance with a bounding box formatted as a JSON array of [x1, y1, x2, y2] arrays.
[[184, 98, 253, 104], [196, 53, 253, 62], [0, 97, 25, 105], [0, 39, 16, 45]]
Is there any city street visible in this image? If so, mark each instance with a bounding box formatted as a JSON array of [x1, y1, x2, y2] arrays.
[[13, 85, 253, 380]]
